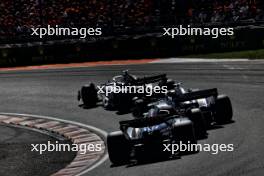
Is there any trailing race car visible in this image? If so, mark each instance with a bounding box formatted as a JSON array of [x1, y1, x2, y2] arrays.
[[107, 108, 198, 165], [77, 70, 173, 112]]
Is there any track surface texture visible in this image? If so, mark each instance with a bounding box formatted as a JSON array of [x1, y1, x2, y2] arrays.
[[0, 60, 264, 176], [0, 124, 75, 176]]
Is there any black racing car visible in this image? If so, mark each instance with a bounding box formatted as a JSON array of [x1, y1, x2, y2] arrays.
[[107, 109, 198, 165], [77, 70, 174, 112]]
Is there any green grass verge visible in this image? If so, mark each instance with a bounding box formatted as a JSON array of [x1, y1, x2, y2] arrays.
[[182, 49, 264, 59]]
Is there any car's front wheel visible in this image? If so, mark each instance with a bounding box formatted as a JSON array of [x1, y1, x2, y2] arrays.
[[188, 108, 207, 139]]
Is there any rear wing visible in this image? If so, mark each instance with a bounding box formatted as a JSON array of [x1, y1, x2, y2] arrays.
[[135, 74, 167, 85], [119, 115, 177, 129], [174, 88, 218, 102]]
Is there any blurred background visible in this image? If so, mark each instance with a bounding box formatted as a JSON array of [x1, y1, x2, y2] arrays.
[[0, 0, 263, 66]]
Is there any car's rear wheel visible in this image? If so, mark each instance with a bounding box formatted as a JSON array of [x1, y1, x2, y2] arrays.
[[80, 83, 98, 107], [215, 95, 233, 124], [107, 131, 131, 165], [172, 118, 197, 154], [188, 108, 207, 139]]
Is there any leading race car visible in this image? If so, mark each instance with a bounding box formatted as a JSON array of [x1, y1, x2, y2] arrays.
[[77, 70, 173, 112]]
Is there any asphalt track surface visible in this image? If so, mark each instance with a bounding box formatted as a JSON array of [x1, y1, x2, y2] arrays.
[[0, 60, 264, 176], [0, 124, 75, 176]]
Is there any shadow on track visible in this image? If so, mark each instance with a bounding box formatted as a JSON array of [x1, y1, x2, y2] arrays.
[[207, 120, 235, 131], [110, 150, 200, 168]]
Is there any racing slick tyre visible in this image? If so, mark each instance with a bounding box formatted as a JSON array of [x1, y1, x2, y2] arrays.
[[115, 94, 132, 113], [107, 131, 131, 165], [172, 118, 197, 154], [80, 83, 98, 107], [158, 79, 175, 90], [132, 99, 146, 118], [215, 95, 233, 124], [188, 108, 207, 139]]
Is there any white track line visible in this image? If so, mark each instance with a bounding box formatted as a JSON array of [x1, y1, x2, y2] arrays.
[[151, 58, 254, 63]]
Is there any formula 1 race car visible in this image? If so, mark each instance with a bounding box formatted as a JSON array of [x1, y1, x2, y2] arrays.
[[107, 110, 198, 165], [107, 87, 233, 165], [77, 70, 173, 112], [132, 84, 233, 136]]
